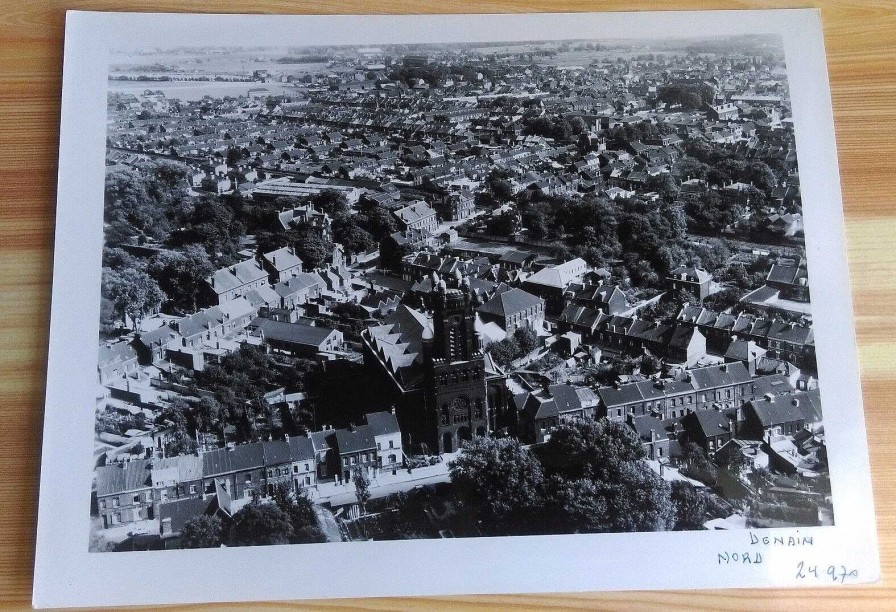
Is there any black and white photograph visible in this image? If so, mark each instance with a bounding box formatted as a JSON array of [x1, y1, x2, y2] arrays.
[[34, 10, 878, 608]]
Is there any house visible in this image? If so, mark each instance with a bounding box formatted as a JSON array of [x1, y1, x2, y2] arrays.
[[365, 410, 404, 471], [681, 406, 740, 456], [666, 266, 713, 301], [97, 342, 140, 384], [200, 440, 294, 501], [567, 283, 627, 315], [765, 259, 810, 302], [628, 414, 672, 461], [96, 459, 154, 529], [515, 383, 598, 443], [286, 435, 317, 492], [741, 394, 808, 442], [440, 188, 475, 221], [498, 250, 537, 271], [393, 201, 438, 234], [249, 318, 343, 357], [203, 258, 269, 306], [158, 485, 233, 546], [151, 454, 203, 513], [262, 246, 304, 284], [273, 272, 324, 311], [333, 425, 379, 482], [522, 258, 588, 315], [131, 325, 181, 365], [476, 287, 545, 334]]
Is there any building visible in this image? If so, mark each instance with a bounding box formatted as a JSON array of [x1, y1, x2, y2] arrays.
[[476, 287, 545, 334], [362, 278, 505, 454], [262, 246, 304, 284], [97, 342, 140, 384], [666, 266, 713, 302], [393, 201, 438, 234], [203, 258, 269, 305], [566, 282, 627, 316], [515, 383, 599, 443], [96, 460, 154, 529], [522, 258, 588, 315], [286, 435, 317, 492], [365, 410, 404, 471], [249, 318, 343, 358], [440, 188, 475, 221], [598, 362, 784, 422]]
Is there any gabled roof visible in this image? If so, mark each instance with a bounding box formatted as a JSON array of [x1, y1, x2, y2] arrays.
[[96, 460, 152, 496], [263, 246, 303, 272], [687, 407, 738, 438], [202, 442, 266, 477], [477, 288, 543, 319], [287, 436, 315, 463], [334, 424, 377, 454], [98, 342, 138, 367], [524, 258, 587, 289], [251, 318, 339, 348], [206, 259, 268, 294], [158, 496, 212, 537], [365, 411, 401, 437], [747, 395, 806, 427]]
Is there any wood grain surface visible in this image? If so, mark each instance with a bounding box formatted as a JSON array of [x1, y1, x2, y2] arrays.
[[1, 1, 894, 609]]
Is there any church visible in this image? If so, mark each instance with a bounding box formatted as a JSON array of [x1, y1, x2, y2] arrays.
[[361, 276, 508, 454]]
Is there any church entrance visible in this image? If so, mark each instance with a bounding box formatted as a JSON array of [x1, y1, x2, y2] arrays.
[[457, 426, 472, 445], [442, 432, 454, 454]]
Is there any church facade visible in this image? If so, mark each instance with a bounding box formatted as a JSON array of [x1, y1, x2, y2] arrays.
[[361, 279, 506, 454]]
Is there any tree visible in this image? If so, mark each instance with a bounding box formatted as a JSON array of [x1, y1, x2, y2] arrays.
[[186, 194, 245, 262], [548, 477, 609, 533], [270, 484, 327, 543], [164, 429, 197, 458], [311, 190, 350, 219], [539, 419, 645, 481], [228, 503, 294, 546], [148, 245, 214, 313], [353, 468, 372, 516], [179, 515, 224, 548], [671, 480, 707, 531], [290, 224, 332, 270], [333, 218, 375, 257], [449, 436, 545, 535], [485, 336, 519, 367], [102, 266, 165, 329], [513, 326, 539, 357], [591, 460, 674, 532]]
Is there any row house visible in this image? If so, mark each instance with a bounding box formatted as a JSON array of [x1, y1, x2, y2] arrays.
[[598, 361, 788, 422], [203, 258, 269, 306], [262, 246, 304, 284], [590, 314, 706, 366], [96, 459, 154, 529], [307, 411, 403, 483], [514, 383, 600, 444], [677, 306, 816, 371]]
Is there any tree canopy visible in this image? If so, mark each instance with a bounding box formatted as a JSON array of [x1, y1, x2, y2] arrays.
[[228, 502, 294, 547], [179, 514, 224, 548]]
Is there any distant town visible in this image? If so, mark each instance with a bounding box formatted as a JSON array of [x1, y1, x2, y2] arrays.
[[92, 35, 829, 552]]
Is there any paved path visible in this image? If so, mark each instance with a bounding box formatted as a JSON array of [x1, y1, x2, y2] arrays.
[[310, 461, 453, 507]]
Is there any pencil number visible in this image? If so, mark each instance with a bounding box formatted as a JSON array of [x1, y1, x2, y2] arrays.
[[795, 562, 858, 583]]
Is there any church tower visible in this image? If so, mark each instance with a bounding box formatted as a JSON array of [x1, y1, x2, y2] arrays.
[[427, 279, 490, 454]]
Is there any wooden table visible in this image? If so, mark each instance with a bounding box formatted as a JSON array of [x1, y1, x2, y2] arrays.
[[2, 1, 894, 609]]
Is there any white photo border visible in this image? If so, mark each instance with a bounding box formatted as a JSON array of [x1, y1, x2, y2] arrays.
[[34, 9, 879, 608]]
